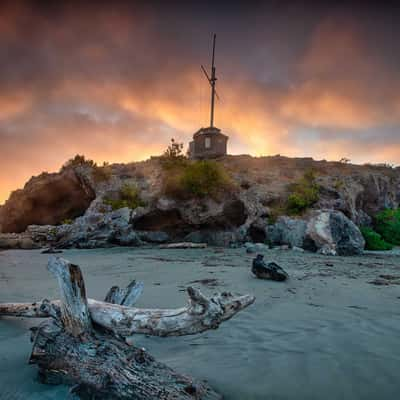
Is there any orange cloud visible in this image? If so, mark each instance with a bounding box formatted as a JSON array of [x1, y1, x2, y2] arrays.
[[1, 7, 400, 204], [0, 91, 33, 121]]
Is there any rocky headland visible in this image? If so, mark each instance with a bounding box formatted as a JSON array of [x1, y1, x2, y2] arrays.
[[0, 155, 399, 255]]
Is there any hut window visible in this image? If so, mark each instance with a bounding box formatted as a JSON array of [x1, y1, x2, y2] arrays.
[[205, 137, 211, 148]]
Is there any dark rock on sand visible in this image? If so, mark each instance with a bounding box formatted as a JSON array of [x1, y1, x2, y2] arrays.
[[251, 254, 288, 281]]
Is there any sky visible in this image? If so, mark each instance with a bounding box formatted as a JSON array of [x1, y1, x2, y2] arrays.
[[1, 0, 400, 204]]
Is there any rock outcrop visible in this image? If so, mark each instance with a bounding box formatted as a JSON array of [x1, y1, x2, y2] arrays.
[[0, 168, 95, 233], [51, 206, 141, 249], [0, 155, 398, 253]]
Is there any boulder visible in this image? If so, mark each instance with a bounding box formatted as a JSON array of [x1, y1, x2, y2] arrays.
[[266, 216, 307, 248], [0, 168, 95, 233], [305, 210, 365, 256]]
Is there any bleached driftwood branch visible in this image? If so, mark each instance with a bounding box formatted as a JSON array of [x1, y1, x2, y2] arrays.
[[0, 256, 254, 338], [90, 286, 254, 337], [0, 288, 254, 338], [104, 280, 144, 306], [47, 257, 92, 336]]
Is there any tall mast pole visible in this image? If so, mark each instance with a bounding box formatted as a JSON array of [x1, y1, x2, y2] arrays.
[[210, 34, 216, 127]]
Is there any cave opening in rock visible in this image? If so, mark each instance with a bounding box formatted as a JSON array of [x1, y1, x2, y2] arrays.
[[248, 225, 266, 243]]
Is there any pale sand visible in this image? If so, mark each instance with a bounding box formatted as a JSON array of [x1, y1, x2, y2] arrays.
[[0, 247, 400, 400]]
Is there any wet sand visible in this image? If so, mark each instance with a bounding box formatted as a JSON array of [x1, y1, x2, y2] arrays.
[[1, 247, 400, 400]]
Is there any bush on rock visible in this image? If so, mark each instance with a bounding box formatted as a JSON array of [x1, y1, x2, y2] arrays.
[[374, 208, 400, 246], [286, 169, 320, 215], [360, 227, 393, 251], [164, 160, 233, 200], [104, 184, 145, 210]]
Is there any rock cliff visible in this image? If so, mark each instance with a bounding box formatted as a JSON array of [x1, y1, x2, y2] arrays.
[[0, 155, 399, 254]]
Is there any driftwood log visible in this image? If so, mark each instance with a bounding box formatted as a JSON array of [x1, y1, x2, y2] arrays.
[[0, 288, 254, 338], [0, 256, 255, 399], [159, 242, 207, 249]]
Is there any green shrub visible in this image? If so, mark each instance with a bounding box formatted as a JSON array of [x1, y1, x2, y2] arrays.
[[286, 169, 320, 215], [61, 154, 96, 170], [62, 155, 112, 183], [360, 227, 393, 251], [375, 208, 400, 245], [181, 161, 231, 197], [160, 138, 188, 170], [61, 218, 73, 225], [104, 184, 145, 210], [164, 160, 233, 199]]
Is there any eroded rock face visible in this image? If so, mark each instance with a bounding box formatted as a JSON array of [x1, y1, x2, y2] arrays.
[[133, 209, 186, 232], [305, 210, 365, 256], [0, 168, 95, 233], [184, 229, 245, 246], [317, 169, 400, 226], [132, 197, 248, 239]]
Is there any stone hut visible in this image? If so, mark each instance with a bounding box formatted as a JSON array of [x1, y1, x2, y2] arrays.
[[188, 127, 228, 159]]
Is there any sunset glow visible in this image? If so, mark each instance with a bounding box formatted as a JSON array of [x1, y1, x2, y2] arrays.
[[1, 1, 400, 204]]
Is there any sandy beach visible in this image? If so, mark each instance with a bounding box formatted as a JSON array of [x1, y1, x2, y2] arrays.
[[1, 247, 400, 400]]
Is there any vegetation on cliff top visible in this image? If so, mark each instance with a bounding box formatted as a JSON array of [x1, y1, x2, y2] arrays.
[[160, 139, 233, 200], [61, 154, 111, 182], [61, 154, 97, 170]]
